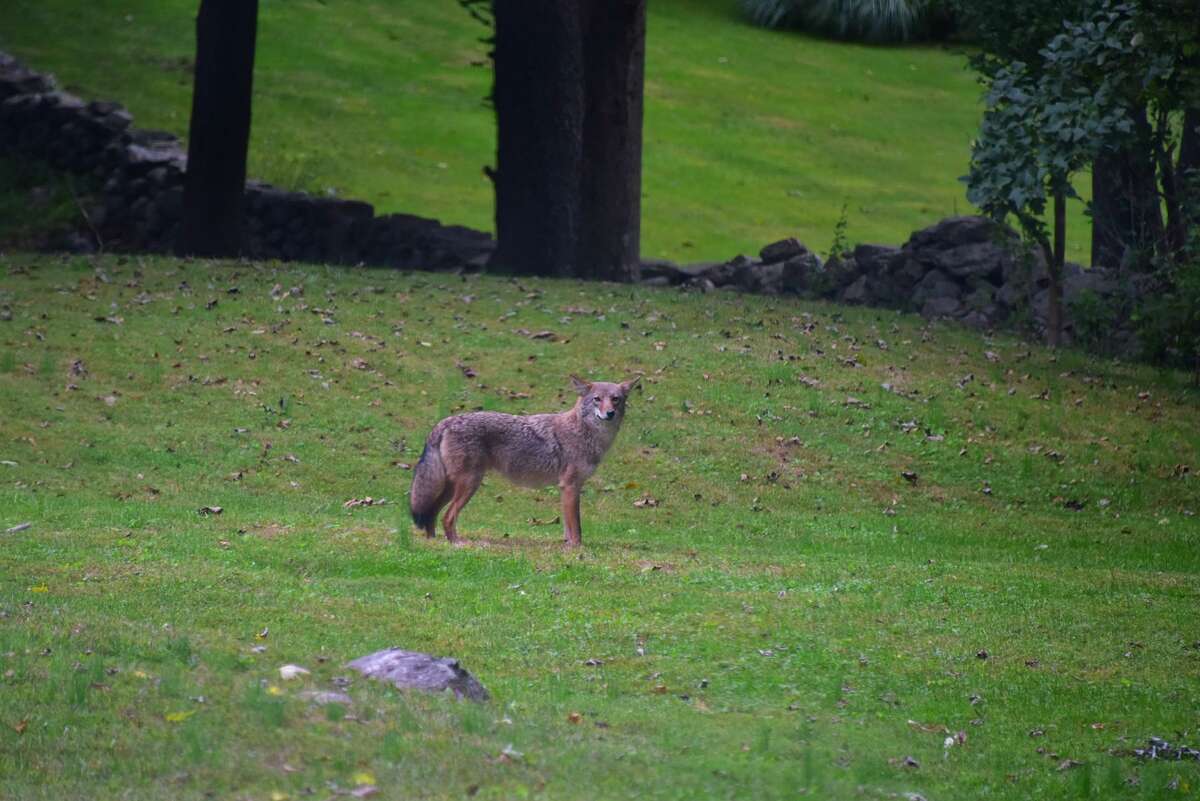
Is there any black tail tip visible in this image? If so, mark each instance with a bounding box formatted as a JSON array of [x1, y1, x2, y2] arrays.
[[411, 507, 436, 536]]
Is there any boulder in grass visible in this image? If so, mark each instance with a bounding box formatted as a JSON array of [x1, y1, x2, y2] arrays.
[[346, 648, 489, 702]]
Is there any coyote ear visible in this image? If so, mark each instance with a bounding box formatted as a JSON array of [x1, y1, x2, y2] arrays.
[[569, 374, 591, 395], [621, 375, 642, 393]]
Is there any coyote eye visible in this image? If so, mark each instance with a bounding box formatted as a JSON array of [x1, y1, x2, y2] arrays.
[[591, 396, 600, 402]]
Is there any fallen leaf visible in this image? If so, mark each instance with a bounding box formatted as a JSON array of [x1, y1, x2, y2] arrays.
[[633, 495, 659, 508], [13, 718, 28, 734], [164, 710, 195, 723], [279, 664, 310, 680], [343, 497, 387, 509], [907, 719, 950, 734], [353, 772, 376, 786], [567, 712, 582, 724], [6, 522, 32, 534]]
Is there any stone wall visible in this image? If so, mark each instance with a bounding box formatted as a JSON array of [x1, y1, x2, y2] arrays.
[[642, 215, 1144, 349], [2, 50, 1142, 349], [0, 52, 495, 270]]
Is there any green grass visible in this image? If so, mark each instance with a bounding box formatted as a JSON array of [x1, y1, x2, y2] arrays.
[[2, 253, 1198, 799], [0, 0, 1095, 264]]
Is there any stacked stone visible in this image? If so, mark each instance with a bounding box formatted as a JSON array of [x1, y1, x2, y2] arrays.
[[639, 216, 1135, 346], [0, 50, 495, 270]]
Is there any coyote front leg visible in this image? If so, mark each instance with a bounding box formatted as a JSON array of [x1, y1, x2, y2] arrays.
[[559, 474, 583, 547]]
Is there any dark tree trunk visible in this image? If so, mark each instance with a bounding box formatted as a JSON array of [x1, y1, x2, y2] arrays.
[[577, 0, 647, 282], [489, 0, 584, 276], [1181, 107, 1200, 228], [1090, 106, 1163, 273], [177, 0, 258, 258], [1048, 190, 1066, 348]]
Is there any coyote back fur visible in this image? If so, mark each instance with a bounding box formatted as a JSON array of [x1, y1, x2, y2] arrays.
[[409, 375, 639, 546]]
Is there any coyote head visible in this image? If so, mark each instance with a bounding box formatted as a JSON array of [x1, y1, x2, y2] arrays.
[[570, 374, 641, 423]]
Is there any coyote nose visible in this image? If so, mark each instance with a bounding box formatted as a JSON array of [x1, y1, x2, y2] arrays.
[[605, 409, 615, 420]]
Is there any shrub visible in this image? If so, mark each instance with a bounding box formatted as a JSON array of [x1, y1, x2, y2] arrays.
[[739, 0, 949, 43], [1134, 259, 1200, 378]]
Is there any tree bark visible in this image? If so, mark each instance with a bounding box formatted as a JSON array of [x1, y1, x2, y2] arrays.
[[1090, 105, 1163, 273], [489, 0, 584, 276], [1181, 107, 1200, 229], [177, 0, 258, 258], [1048, 190, 1066, 348], [577, 0, 647, 282]]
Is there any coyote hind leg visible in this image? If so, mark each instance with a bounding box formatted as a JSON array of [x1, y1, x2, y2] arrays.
[[441, 474, 482, 543]]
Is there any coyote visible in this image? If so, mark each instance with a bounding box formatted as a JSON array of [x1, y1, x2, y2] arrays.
[[409, 375, 640, 546]]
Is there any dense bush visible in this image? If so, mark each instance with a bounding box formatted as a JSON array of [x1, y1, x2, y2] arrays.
[[739, 0, 953, 43], [1135, 259, 1200, 377]]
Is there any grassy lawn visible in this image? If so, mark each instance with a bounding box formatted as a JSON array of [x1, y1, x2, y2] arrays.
[[2, 253, 1198, 799], [0, 0, 1094, 264]]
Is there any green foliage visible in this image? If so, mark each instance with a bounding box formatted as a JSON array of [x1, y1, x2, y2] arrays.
[[826, 201, 851, 259], [738, 0, 938, 42], [0, 156, 84, 249], [1068, 288, 1125, 354], [1135, 258, 1200, 372], [964, 3, 1152, 246]]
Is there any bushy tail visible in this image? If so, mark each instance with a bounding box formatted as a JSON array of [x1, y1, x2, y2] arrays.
[[409, 432, 447, 536]]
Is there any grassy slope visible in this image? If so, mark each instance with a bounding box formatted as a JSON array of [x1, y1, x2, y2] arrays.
[[2, 254, 1197, 800], [0, 0, 1093, 263]]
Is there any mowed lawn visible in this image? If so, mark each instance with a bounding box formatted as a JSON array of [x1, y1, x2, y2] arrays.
[[1, 253, 1198, 799], [0, 0, 1093, 264]]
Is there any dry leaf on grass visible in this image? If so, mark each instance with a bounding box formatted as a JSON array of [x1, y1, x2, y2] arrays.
[[343, 497, 387, 509], [279, 664, 310, 680]]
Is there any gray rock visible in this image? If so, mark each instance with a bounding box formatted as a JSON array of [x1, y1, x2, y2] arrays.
[[906, 215, 1015, 250], [927, 241, 1011, 281], [738, 261, 785, 294], [781, 252, 820, 293], [911, 269, 960, 307], [963, 283, 997, 311], [824, 255, 861, 289], [904, 216, 1024, 283], [684, 276, 717, 293], [960, 311, 992, 330], [759, 237, 809, 265], [997, 280, 1027, 310], [840, 275, 869, 304], [852, 244, 900, 276], [922, 296, 963, 318], [639, 258, 686, 284], [346, 648, 489, 702], [892, 256, 928, 289]]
